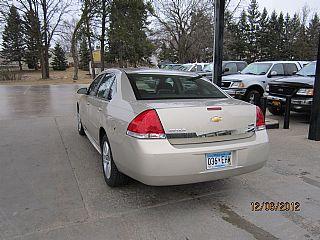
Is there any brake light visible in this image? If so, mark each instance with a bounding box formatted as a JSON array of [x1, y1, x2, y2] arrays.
[[127, 109, 166, 139], [256, 106, 265, 130]]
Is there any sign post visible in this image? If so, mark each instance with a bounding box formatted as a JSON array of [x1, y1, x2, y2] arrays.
[[308, 35, 320, 141], [213, 0, 226, 87]]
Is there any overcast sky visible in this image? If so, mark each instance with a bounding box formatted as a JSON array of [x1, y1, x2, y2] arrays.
[[252, 0, 319, 15]]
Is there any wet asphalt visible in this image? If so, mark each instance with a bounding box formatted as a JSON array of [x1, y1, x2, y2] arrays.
[[0, 84, 319, 240]]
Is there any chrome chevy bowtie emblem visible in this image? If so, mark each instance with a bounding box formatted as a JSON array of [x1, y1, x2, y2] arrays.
[[211, 116, 222, 123]]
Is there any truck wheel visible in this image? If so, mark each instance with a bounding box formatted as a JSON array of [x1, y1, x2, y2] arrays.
[[268, 106, 284, 116], [101, 135, 129, 187], [245, 89, 262, 106]]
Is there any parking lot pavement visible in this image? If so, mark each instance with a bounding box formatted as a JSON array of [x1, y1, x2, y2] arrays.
[[0, 84, 319, 240]]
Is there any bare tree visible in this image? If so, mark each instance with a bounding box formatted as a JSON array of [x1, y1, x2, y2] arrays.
[[10, 0, 72, 79], [153, 0, 244, 63]]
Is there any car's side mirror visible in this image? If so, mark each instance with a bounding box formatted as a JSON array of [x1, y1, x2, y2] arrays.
[[270, 71, 278, 76], [77, 88, 88, 94], [223, 67, 230, 73]]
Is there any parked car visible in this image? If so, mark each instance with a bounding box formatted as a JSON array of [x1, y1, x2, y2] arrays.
[[161, 64, 183, 70], [76, 69, 269, 187], [178, 63, 209, 72], [265, 61, 316, 115], [221, 61, 305, 104], [200, 61, 248, 81]]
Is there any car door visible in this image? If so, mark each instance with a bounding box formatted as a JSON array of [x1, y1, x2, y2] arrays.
[[224, 62, 237, 75], [283, 63, 298, 76], [82, 74, 104, 131], [86, 74, 105, 140], [89, 73, 116, 143], [266, 63, 285, 84]]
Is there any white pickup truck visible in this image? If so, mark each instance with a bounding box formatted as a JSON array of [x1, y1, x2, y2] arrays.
[[221, 61, 308, 104]]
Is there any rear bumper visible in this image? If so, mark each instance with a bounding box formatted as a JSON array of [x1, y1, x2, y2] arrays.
[[266, 95, 312, 112], [112, 131, 269, 186]]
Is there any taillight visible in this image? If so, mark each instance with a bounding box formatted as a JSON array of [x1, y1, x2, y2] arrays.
[[256, 106, 265, 131], [127, 109, 166, 139]]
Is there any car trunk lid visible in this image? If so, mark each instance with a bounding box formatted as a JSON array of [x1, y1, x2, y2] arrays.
[[142, 99, 256, 145]]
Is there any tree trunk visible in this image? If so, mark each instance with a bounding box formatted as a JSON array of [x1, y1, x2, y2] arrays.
[[41, 0, 50, 79], [100, 0, 107, 72], [86, 18, 95, 78], [18, 60, 22, 71], [71, 19, 84, 81]]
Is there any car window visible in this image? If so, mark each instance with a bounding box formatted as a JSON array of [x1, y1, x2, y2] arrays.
[[241, 63, 272, 75], [225, 63, 237, 73], [97, 74, 116, 99], [236, 62, 247, 71], [283, 63, 298, 75], [296, 62, 316, 77], [88, 74, 104, 96], [127, 74, 227, 100], [196, 65, 202, 72], [270, 64, 284, 76], [190, 65, 197, 72]]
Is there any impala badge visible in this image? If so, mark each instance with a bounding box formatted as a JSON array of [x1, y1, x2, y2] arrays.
[[211, 116, 222, 123]]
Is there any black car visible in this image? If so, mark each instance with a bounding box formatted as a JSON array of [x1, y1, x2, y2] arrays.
[[266, 61, 316, 115], [200, 61, 247, 81]]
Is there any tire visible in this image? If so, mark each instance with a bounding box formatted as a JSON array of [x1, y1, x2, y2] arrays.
[[101, 135, 129, 187], [268, 106, 284, 116], [77, 112, 85, 136], [245, 89, 262, 106]]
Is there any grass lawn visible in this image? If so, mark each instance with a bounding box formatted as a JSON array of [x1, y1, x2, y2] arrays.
[[0, 67, 92, 85]]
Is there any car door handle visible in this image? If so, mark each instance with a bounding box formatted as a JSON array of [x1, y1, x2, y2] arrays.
[[98, 107, 102, 112]]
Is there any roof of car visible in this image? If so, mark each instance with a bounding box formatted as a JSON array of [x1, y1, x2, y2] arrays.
[[252, 61, 302, 64], [103, 68, 201, 77]]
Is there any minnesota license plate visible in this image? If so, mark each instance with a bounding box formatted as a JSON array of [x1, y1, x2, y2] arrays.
[[206, 152, 232, 170]]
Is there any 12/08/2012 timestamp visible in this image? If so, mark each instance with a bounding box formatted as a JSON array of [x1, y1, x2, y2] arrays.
[[251, 202, 300, 211]]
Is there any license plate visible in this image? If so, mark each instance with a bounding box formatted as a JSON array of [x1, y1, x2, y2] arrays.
[[206, 152, 232, 170], [272, 100, 281, 107]]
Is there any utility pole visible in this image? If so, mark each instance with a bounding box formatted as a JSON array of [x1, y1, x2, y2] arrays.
[[213, 0, 225, 87], [308, 34, 320, 141]]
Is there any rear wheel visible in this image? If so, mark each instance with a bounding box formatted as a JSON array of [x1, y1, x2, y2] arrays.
[[268, 106, 284, 116], [245, 89, 262, 106], [101, 135, 129, 187]]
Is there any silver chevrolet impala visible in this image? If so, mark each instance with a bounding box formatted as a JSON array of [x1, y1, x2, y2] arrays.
[[76, 69, 269, 187]]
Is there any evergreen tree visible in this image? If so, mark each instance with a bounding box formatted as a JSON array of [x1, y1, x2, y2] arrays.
[[52, 43, 67, 71], [276, 12, 286, 60], [247, 0, 261, 62], [158, 42, 177, 63], [23, 10, 40, 70], [79, 37, 90, 71], [108, 0, 154, 67], [306, 13, 320, 60], [266, 11, 279, 60], [233, 10, 250, 61], [1, 6, 25, 70], [288, 13, 302, 60], [257, 8, 269, 60]]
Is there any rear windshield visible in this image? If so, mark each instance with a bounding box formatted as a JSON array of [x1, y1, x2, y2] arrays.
[[127, 74, 227, 100]]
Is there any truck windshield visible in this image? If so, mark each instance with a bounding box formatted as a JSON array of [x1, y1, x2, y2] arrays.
[[241, 63, 272, 75], [178, 64, 192, 71], [296, 62, 316, 77], [203, 64, 213, 72], [127, 74, 227, 100]]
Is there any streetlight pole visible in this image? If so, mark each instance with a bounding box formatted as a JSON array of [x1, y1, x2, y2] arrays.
[[308, 34, 320, 141], [213, 0, 226, 87]]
